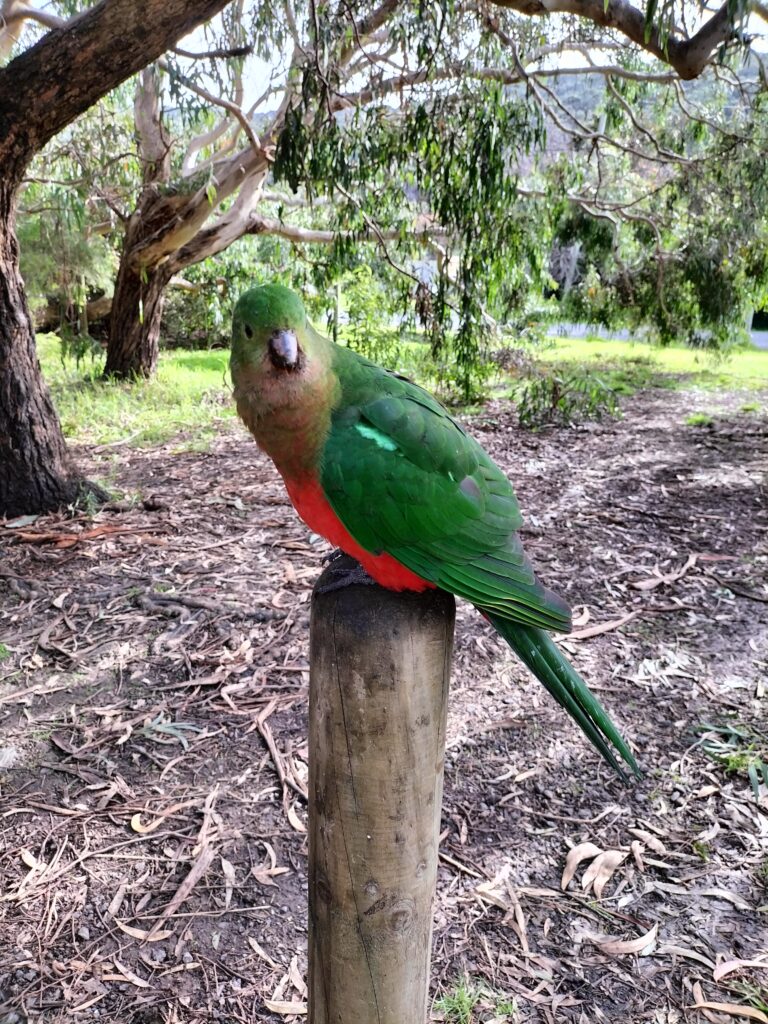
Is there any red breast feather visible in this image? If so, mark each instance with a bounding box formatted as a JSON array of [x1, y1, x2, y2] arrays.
[[284, 477, 433, 592]]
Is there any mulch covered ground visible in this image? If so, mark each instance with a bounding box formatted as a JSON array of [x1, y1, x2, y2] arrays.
[[1, 384, 767, 1024]]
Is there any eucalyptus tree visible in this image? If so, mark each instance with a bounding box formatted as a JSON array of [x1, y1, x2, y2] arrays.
[[0, 0, 231, 517], [18, 88, 137, 336], [86, 0, 766, 391], [543, 63, 768, 346]]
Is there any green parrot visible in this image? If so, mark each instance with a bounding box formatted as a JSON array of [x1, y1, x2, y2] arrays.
[[231, 284, 639, 781]]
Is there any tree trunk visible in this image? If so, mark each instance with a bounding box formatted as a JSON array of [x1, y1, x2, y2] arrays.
[[0, 185, 81, 517], [104, 233, 173, 379]]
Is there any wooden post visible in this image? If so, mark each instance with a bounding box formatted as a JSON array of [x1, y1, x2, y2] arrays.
[[308, 555, 455, 1024]]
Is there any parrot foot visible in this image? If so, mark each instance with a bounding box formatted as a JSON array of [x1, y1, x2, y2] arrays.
[[321, 548, 347, 566], [315, 561, 378, 593]]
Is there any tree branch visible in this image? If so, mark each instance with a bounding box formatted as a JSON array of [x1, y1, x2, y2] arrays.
[[339, 0, 403, 65], [336, 57, 677, 109], [262, 189, 331, 207], [0, 0, 66, 60], [488, 0, 743, 79], [171, 43, 253, 60], [0, 0, 231, 185], [157, 56, 265, 162], [245, 214, 417, 245], [181, 113, 236, 177], [168, 169, 269, 271], [135, 65, 171, 186], [1, 1, 65, 30]]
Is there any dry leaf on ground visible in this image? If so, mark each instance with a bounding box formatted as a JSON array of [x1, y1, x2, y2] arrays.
[[581, 850, 629, 898], [590, 923, 659, 956], [561, 843, 602, 890], [264, 999, 308, 1016]]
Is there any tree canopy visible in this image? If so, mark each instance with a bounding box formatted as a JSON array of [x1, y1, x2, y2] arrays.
[[11, 0, 768, 394]]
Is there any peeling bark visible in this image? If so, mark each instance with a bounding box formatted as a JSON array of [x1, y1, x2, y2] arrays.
[[105, 239, 173, 379]]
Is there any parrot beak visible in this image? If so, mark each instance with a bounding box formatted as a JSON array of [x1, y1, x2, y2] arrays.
[[268, 329, 300, 370]]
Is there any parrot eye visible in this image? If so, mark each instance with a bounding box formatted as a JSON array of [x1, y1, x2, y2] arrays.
[[244, 324, 254, 339]]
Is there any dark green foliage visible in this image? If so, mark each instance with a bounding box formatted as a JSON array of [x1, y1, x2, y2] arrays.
[[18, 198, 116, 318], [554, 207, 615, 275], [162, 285, 230, 351], [556, 86, 768, 351], [273, 52, 768, 401], [57, 325, 105, 368], [161, 236, 294, 350], [274, 73, 545, 401], [341, 267, 403, 364]]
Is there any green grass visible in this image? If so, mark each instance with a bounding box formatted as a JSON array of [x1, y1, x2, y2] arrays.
[[685, 412, 715, 427], [534, 336, 768, 391], [729, 982, 768, 1017], [434, 979, 518, 1023], [434, 980, 481, 1024], [696, 719, 768, 798], [38, 334, 234, 447], [37, 328, 767, 451], [0, 644, 9, 661]]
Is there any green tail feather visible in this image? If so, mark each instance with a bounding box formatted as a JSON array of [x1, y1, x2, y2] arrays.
[[484, 612, 641, 783]]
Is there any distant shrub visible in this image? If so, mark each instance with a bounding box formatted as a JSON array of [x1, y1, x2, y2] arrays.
[[516, 370, 620, 428]]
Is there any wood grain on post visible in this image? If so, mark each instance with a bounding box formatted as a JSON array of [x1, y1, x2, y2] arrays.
[[308, 555, 455, 1024]]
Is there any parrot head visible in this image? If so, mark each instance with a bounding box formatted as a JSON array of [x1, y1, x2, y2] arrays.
[[231, 284, 308, 378], [230, 284, 337, 445]]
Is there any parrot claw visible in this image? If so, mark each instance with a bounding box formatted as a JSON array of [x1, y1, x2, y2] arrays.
[[321, 548, 347, 566], [315, 561, 378, 594]]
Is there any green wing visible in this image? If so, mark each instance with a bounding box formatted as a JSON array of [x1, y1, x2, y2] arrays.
[[321, 348, 571, 633]]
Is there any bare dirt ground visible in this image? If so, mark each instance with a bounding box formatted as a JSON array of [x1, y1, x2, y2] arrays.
[[1, 385, 767, 1024]]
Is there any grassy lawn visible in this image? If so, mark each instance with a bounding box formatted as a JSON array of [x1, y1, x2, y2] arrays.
[[37, 329, 767, 450], [38, 334, 233, 448], [535, 335, 768, 391]]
